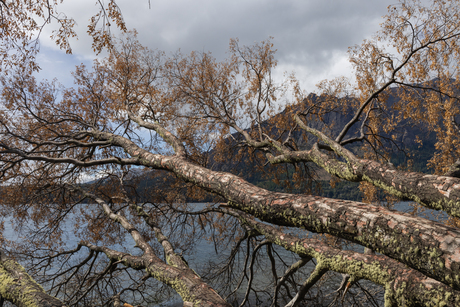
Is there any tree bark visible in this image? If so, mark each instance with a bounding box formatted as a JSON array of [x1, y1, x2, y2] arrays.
[[0, 251, 65, 307]]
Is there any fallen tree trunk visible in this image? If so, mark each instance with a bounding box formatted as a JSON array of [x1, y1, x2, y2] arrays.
[[0, 250, 64, 307]]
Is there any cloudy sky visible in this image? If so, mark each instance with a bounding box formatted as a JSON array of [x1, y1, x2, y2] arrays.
[[36, 0, 399, 94]]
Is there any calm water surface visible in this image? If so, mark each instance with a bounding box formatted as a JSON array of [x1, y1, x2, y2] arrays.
[[1, 201, 448, 306]]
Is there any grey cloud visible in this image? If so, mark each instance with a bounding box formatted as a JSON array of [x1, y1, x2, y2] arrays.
[[37, 0, 398, 90], [125, 0, 394, 71]]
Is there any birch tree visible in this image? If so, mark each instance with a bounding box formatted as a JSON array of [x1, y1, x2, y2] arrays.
[[3, 0, 460, 306]]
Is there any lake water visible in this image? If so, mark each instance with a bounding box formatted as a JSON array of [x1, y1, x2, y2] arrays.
[[1, 201, 448, 306]]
